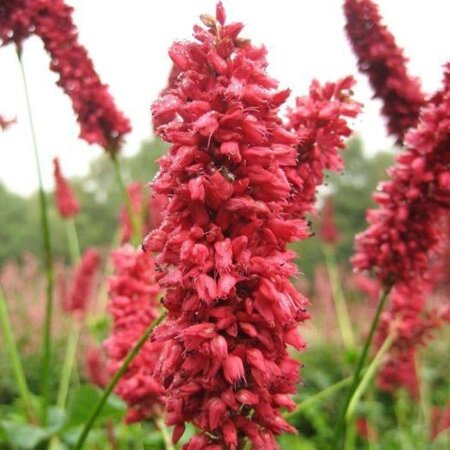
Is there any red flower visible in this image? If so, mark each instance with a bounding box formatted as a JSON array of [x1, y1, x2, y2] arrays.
[[318, 196, 339, 245], [285, 77, 360, 217], [104, 246, 164, 423], [353, 66, 450, 286], [1, 0, 131, 151], [86, 345, 109, 389], [146, 4, 309, 448], [53, 157, 79, 219], [63, 248, 100, 318], [119, 182, 144, 243], [344, 0, 426, 143]]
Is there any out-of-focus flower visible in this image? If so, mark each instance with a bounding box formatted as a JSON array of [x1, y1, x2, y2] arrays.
[[431, 404, 450, 440], [53, 157, 80, 219], [63, 248, 100, 318], [104, 246, 164, 423], [349, 272, 380, 304], [318, 196, 339, 245], [119, 182, 167, 243], [86, 345, 109, 388], [353, 65, 450, 287], [146, 3, 310, 448], [344, 0, 426, 143], [285, 77, 361, 217], [375, 280, 450, 396], [0, 115, 16, 131], [119, 182, 144, 243], [0, 0, 131, 151]]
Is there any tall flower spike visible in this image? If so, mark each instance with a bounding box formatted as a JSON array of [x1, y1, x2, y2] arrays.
[[146, 3, 309, 448], [285, 77, 361, 218], [63, 248, 100, 318], [53, 157, 80, 219], [0, 0, 131, 151], [344, 0, 426, 143], [353, 65, 450, 286], [104, 246, 165, 423]]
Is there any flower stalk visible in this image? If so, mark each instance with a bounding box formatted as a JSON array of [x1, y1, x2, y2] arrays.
[[73, 312, 166, 450], [345, 331, 396, 421], [323, 245, 355, 349], [333, 284, 392, 449], [0, 286, 38, 424], [17, 49, 54, 424], [110, 154, 142, 247]]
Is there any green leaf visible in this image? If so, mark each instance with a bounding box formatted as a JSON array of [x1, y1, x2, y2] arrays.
[[0, 420, 49, 448], [46, 406, 67, 435], [66, 385, 125, 428]]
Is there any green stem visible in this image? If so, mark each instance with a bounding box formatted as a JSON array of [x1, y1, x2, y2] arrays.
[[155, 417, 175, 450], [110, 154, 142, 247], [73, 312, 166, 450], [417, 353, 431, 432], [17, 49, 54, 424], [66, 217, 81, 264], [323, 245, 355, 349], [333, 284, 392, 449], [345, 332, 395, 421], [56, 321, 81, 409], [54, 218, 82, 412], [0, 286, 38, 423], [285, 376, 353, 420]]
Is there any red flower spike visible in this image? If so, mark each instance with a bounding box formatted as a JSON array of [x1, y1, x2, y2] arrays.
[[53, 157, 80, 219], [353, 66, 450, 286], [344, 0, 426, 143], [104, 246, 165, 423], [147, 3, 310, 448], [318, 196, 339, 245], [1, 0, 131, 151], [285, 76, 361, 217], [64, 248, 99, 318]]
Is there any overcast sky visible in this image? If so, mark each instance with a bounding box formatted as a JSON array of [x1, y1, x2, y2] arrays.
[[1, 0, 450, 195]]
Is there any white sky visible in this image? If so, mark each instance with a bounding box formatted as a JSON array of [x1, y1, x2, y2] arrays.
[[1, 0, 450, 195]]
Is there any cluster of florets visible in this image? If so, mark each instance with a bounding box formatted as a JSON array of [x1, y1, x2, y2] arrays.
[[285, 77, 360, 217], [145, 3, 312, 448], [344, 0, 426, 143], [0, 0, 130, 151], [62, 248, 100, 318], [353, 66, 450, 286], [104, 246, 165, 423], [53, 157, 79, 219]]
